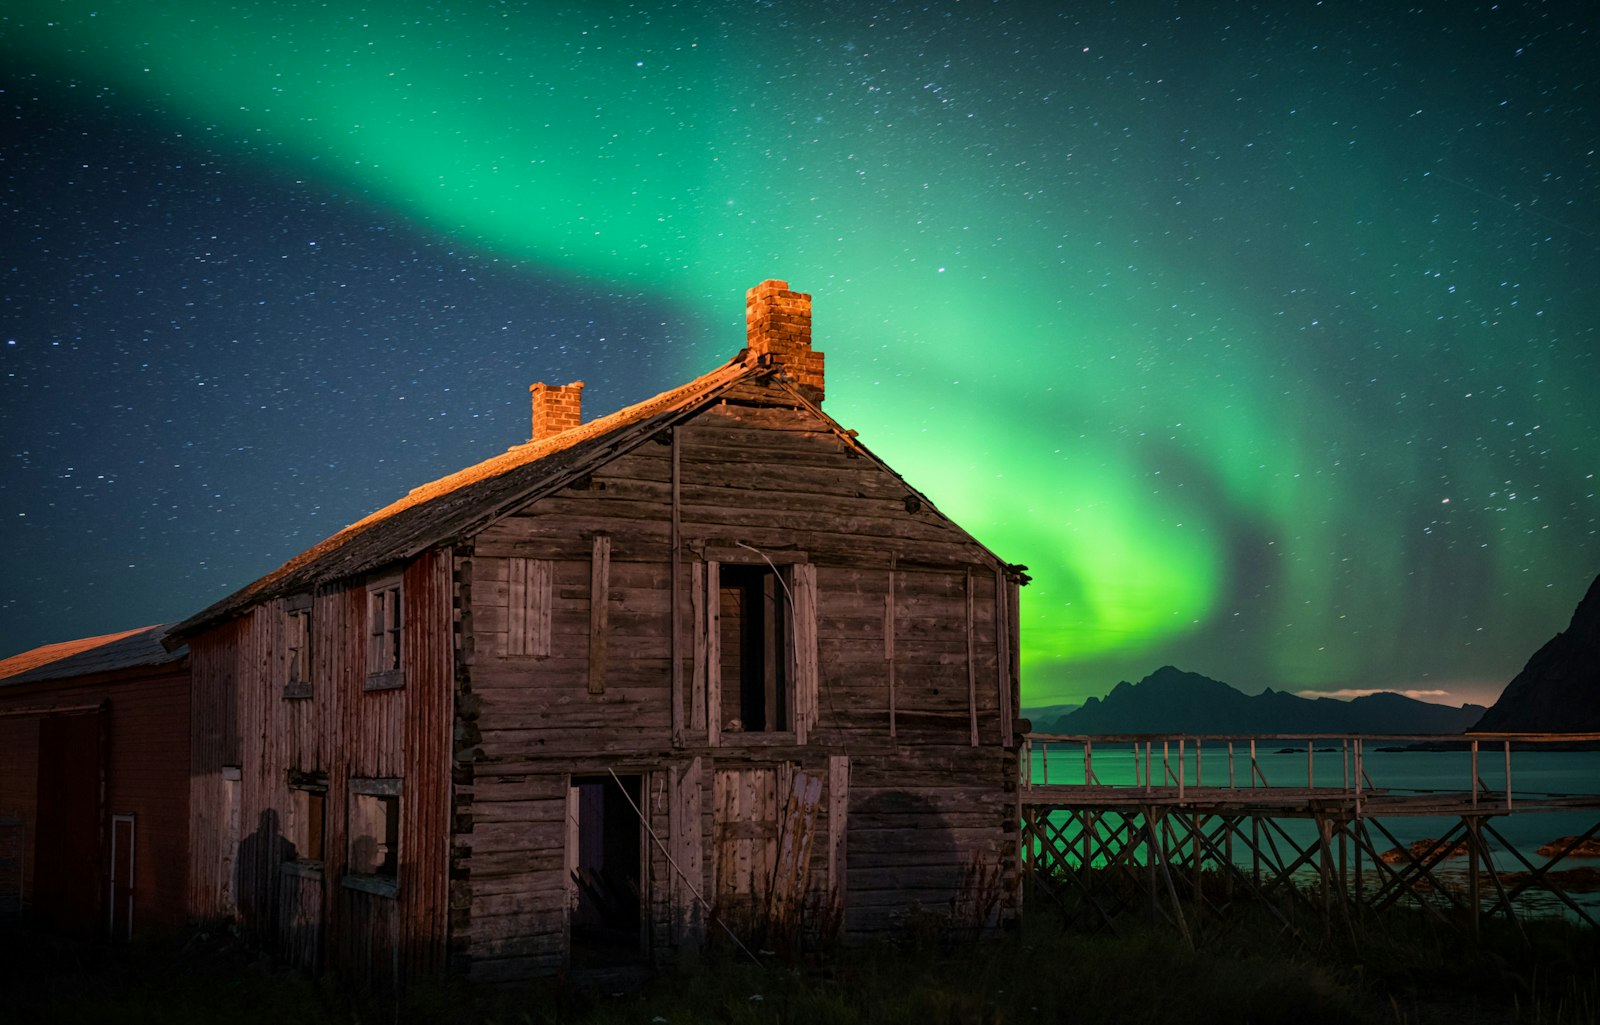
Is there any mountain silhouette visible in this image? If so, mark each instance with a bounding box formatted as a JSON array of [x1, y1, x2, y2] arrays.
[[1049, 666, 1485, 735], [1472, 573, 1600, 733]]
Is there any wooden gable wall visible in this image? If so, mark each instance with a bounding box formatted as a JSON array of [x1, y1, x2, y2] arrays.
[[452, 384, 1021, 972]]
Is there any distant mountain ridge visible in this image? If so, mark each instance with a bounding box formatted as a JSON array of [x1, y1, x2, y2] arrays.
[[1472, 573, 1600, 733], [1020, 702, 1082, 733], [1049, 666, 1486, 735]]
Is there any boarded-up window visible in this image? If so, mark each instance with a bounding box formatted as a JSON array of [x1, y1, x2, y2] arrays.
[[713, 766, 779, 909], [711, 763, 827, 941], [506, 558, 553, 657], [365, 575, 403, 690]]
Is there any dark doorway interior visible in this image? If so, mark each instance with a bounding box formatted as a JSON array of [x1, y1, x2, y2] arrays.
[[570, 773, 644, 965], [34, 712, 102, 935]]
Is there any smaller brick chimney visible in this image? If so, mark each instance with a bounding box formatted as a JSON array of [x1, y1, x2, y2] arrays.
[[529, 381, 584, 441], [745, 279, 824, 405]]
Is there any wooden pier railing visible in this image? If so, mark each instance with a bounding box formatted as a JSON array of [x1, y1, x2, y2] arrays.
[[1018, 732, 1600, 939]]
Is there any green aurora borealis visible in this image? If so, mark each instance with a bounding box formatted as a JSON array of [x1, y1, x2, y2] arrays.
[[4, 1, 1597, 705]]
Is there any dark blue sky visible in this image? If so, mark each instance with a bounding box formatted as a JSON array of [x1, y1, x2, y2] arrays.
[[4, 2, 1596, 705]]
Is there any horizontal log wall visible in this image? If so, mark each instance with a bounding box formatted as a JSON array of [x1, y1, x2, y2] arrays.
[[459, 391, 1021, 970], [457, 772, 567, 982]]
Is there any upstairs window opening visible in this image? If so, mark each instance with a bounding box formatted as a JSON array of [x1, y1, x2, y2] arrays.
[[283, 594, 313, 699], [365, 575, 404, 690], [719, 563, 789, 733]]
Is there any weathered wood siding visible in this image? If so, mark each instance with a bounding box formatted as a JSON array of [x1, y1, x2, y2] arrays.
[[188, 617, 242, 920], [455, 389, 1021, 971], [186, 548, 454, 983]]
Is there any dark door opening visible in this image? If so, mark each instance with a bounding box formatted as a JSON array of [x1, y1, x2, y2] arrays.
[[569, 773, 644, 965], [109, 814, 135, 941], [34, 712, 103, 935]]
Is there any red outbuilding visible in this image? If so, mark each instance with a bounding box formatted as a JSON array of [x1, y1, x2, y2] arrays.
[[0, 624, 190, 939]]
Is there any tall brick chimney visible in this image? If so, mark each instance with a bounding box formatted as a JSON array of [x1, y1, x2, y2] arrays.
[[529, 381, 584, 441], [745, 279, 824, 405]]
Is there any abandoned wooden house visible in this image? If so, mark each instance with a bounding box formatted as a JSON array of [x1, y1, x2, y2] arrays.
[[0, 624, 191, 939], [164, 279, 1027, 983]]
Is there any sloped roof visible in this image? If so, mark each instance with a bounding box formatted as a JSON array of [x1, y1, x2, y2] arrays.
[[166, 347, 1025, 648], [166, 355, 765, 643], [0, 623, 186, 688]]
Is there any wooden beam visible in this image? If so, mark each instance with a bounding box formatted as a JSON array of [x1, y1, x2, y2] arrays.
[[587, 535, 610, 694], [966, 567, 978, 747], [995, 566, 1013, 749], [886, 557, 897, 740], [792, 562, 819, 746], [690, 561, 706, 733], [670, 427, 684, 747], [706, 560, 721, 747], [827, 753, 849, 918]]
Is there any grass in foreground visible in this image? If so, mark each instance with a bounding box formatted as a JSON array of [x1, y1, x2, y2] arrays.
[[4, 907, 1596, 1025]]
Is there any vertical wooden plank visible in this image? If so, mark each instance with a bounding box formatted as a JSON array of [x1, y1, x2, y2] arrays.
[[563, 782, 579, 950], [399, 548, 453, 978], [885, 559, 897, 740], [995, 567, 1013, 749], [769, 767, 822, 930], [791, 562, 818, 745], [667, 757, 703, 945], [705, 560, 720, 747], [670, 426, 684, 748], [966, 568, 978, 747], [739, 769, 756, 896], [587, 536, 610, 695], [530, 559, 552, 658], [826, 754, 848, 915], [713, 769, 731, 899], [769, 763, 791, 901], [1007, 577, 1022, 736], [691, 562, 707, 733], [507, 558, 527, 654]]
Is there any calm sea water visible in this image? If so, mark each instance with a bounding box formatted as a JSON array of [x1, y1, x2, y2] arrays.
[[1024, 743, 1600, 918]]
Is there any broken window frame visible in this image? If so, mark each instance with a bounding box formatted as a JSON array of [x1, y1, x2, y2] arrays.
[[718, 562, 792, 735], [344, 777, 401, 898], [283, 770, 327, 877], [282, 593, 314, 700], [697, 549, 818, 746], [364, 573, 404, 691]]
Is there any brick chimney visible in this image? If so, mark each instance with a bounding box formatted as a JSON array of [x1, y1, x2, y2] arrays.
[[745, 279, 824, 405], [529, 381, 584, 440]]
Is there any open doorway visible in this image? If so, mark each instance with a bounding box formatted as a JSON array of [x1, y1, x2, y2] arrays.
[[567, 773, 644, 966]]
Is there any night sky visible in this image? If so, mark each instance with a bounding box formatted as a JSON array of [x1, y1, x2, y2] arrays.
[[3, 2, 1596, 707]]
